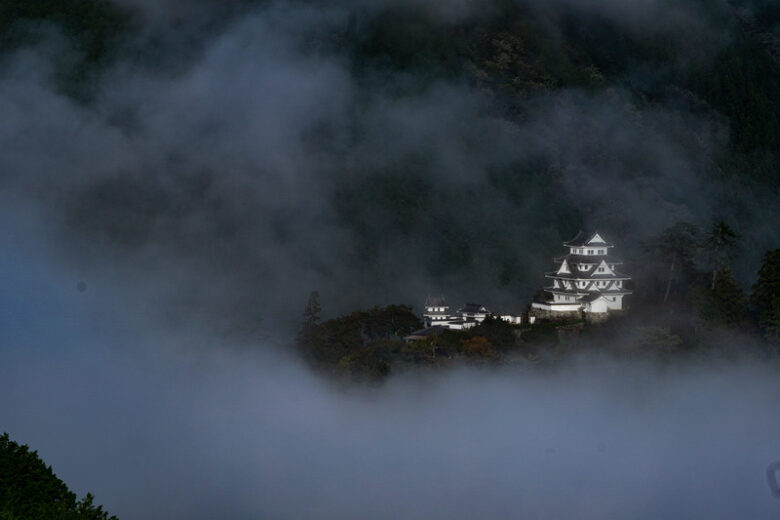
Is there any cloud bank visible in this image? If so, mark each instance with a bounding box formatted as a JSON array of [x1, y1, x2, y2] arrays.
[[3, 0, 770, 337], [1, 3, 780, 517], [2, 211, 780, 519]]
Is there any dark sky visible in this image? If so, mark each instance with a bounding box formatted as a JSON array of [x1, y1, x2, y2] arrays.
[[1, 0, 780, 518]]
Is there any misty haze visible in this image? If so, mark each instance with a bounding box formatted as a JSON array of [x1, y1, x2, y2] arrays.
[[1, 0, 779, 519]]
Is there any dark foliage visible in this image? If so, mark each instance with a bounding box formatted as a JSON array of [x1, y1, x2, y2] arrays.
[[0, 433, 117, 520], [641, 222, 702, 304], [0, 0, 130, 100], [296, 303, 423, 379], [751, 250, 780, 342], [690, 267, 746, 327]]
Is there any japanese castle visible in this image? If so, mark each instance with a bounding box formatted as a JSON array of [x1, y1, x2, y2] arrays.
[[410, 230, 630, 340], [531, 230, 631, 315]]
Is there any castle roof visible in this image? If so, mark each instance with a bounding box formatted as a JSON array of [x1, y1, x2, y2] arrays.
[[563, 230, 614, 248], [425, 296, 447, 307], [583, 287, 633, 301], [545, 270, 631, 281], [555, 254, 623, 264], [458, 303, 490, 314], [544, 286, 590, 296]]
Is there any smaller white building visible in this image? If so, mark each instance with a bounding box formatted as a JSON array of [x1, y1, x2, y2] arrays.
[[423, 296, 452, 326], [457, 303, 491, 322], [421, 298, 525, 331]]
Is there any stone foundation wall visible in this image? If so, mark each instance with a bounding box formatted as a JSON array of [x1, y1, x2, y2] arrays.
[[529, 307, 620, 324], [529, 308, 584, 322]]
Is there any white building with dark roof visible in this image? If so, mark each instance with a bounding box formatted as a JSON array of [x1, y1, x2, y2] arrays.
[[423, 296, 452, 325], [531, 230, 632, 315], [457, 303, 491, 322], [419, 298, 523, 334]]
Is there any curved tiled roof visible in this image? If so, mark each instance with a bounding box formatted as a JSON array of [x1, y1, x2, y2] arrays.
[[425, 296, 447, 307], [555, 254, 623, 264], [563, 230, 615, 248]]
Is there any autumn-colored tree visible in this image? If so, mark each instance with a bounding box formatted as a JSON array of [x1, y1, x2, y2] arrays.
[[459, 336, 496, 360]]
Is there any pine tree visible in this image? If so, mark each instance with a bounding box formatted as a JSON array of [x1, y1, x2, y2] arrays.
[[644, 222, 700, 303], [302, 290, 321, 327], [751, 250, 780, 342], [296, 291, 322, 350], [704, 221, 740, 289]]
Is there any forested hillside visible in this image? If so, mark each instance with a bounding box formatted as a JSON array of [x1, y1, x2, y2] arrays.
[[0, 0, 777, 336]]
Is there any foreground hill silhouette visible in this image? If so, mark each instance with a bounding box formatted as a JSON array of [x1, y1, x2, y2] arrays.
[[0, 433, 117, 520]]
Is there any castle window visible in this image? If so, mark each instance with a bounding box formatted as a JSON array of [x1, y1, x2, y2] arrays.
[[598, 249, 605, 254]]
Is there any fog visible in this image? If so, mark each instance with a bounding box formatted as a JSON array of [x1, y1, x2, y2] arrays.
[[2, 0, 780, 518], [2, 212, 779, 519], [2, 0, 776, 336]]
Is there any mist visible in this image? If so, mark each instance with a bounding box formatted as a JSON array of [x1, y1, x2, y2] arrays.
[[2, 0, 780, 518], [2, 0, 776, 336], [2, 210, 780, 519]]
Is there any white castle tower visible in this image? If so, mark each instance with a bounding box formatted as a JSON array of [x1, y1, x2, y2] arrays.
[[531, 230, 631, 315]]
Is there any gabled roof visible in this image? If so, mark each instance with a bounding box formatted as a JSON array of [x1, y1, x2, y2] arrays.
[[555, 254, 623, 264], [458, 303, 490, 314], [583, 292, 603, 303], [546, 271, 631, 281], [425, 296, 447, 307], [563, 230, 614, 248], [590, 270, 631, 280], [544, 286, 590, 296], [600, 287, 633, 295]]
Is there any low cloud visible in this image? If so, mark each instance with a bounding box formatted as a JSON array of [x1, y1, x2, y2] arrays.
[[2, 213, 780, 519]]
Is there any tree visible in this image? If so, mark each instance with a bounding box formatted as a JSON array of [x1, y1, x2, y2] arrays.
[[302, 290, 321, 327], [704, 221, 740, 289], [459, 336, 496, 360], [0, 433, 117, 520], [751, 250, 780, 342], [758, 295, 780, 343], [644, 222, 701, 303], [633, 326, 684, 355], [296, 290, 322, 350], [690, 267, 746, 327], [468, 316, 517, 351]]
